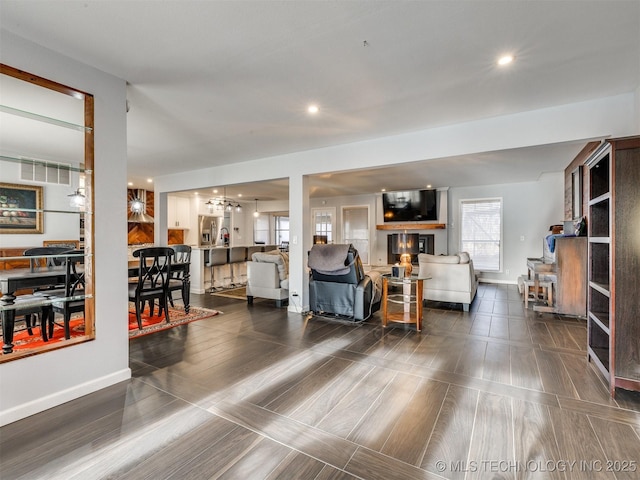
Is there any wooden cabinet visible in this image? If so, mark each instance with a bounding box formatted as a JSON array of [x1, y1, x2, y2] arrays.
[[554, 236, 587, 317], [586, 136, 640, 396], [168, 196, 191, 229]]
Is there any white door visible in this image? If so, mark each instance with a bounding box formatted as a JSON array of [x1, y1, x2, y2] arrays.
[[311, 207, 335, 243], [342, 206, 369, 264]]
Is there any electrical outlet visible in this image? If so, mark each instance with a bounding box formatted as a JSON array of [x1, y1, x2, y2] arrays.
[[505, 269, 510, 275]]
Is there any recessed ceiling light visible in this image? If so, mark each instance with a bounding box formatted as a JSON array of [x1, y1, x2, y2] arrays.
[[238, 194, 242, 197], [194, 192, 199, 196], [498, 55, 514, 66], [426, 185, 432, 188], [127, 182, 133, 186], [381, 188, 386, 192], [147, 178, 153, 183], [307, 104, 319, 114], [213, 189, 218, 194]]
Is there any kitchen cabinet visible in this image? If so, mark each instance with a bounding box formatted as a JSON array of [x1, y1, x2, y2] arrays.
[[168, 195, 191, 229]]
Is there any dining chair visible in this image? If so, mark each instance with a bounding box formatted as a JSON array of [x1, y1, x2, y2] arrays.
[[23, 247, 71, 270], [50, 250, 85, 340], [128, 247, 174, 330], [21, 246, 72, 335], [168, 244, 191, 311], [13, 295, 53, 343]]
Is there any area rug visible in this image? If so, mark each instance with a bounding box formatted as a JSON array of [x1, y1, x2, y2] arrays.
[[128, 305, 221, 338], [211, 286, 247, 300], [4, 306, 221, 351], [5, 318, 87, 352]]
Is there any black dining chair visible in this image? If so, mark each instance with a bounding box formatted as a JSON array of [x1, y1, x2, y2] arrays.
[[23, 247, 71, 270], [13, 295, 53, 343], [20, 246, 72, 337], [128, 247, 174, 330], [50, 250, 85, 340], [168, 244, 191, 312]]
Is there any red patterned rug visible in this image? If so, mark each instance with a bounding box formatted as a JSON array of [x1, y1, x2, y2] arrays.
[[128, 305, 220, 338], [4, 305, 221, 351]]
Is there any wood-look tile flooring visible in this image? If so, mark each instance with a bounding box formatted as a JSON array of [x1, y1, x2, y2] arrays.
[[2, 284, 640, 479]]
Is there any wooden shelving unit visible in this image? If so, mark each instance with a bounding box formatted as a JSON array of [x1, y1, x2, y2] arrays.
[[586, 136, 640, 396]]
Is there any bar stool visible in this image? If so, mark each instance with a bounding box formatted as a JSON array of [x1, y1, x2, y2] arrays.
[[246, 245, 264, 260], [523, 277, 554, 309], [227, 246, 247, 286], [207, 248, 229, 293]]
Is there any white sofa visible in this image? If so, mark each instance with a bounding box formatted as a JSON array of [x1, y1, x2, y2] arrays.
[[417, 252, 478, 311], [246, 250, 289, 307]]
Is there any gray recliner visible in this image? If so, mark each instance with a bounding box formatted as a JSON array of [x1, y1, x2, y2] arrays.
[[308, 244, 381, 321]]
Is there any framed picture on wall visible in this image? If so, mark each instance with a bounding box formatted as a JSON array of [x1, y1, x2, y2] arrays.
[[0, 182, 44, 234]]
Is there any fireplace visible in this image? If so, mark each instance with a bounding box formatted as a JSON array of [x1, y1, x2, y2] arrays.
[[387, 234, 434, 265]]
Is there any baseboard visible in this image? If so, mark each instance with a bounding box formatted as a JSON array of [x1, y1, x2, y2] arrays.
[[0, 368, 131, 427], [190, 287, 207, 294], [478, 277, 518, 285]]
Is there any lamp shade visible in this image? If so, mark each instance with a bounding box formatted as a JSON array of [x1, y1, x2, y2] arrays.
[[313, 235, 328, 244], [392, 233, 419, 255]]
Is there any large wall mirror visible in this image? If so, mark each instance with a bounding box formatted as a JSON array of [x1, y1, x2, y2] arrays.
[[0, 64, 94, 362]]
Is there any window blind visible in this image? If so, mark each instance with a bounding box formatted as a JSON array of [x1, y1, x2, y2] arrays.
[[460, 198, 502, 271]]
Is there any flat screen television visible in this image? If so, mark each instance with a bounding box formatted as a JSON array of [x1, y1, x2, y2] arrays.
[[382, 189, 437, 222]]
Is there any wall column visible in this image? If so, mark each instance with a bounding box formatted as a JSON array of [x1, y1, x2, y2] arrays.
[[288, 174, 310, 312]]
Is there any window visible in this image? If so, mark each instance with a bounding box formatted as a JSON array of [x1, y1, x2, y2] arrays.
[[312, 208, 334, 243], [253, 215, 270, 244], [460, 198, 502, 272], [274, 215, 289, 245]]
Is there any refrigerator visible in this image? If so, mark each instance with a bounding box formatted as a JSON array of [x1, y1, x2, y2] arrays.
[[198, 215, 218, 247]]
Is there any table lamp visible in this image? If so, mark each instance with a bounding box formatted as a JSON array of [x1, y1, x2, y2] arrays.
[[392, 232, 419, 276]]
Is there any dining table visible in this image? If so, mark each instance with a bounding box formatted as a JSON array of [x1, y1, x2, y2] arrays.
[[1, 266, 68, 354]]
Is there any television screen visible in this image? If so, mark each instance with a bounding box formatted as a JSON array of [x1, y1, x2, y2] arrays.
[[382, 189, 437, 222]]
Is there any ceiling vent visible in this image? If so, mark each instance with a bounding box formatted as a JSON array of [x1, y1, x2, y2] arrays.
[[128, 189, 154, 223]]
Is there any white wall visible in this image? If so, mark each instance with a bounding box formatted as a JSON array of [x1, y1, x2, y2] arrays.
[[0, 31, 129, 426], [448, 172, 564, 284]]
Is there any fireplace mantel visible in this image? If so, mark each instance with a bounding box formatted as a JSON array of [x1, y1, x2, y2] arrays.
[[376, 223, 446, 230]]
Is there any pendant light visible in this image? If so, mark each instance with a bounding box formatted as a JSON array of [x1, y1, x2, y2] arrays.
[[130, 196, 144, 213], [205, 199, 215, 214], [235, 203, 242, 213], [68, 188, 85, 209], [253, 198, 260, 218]]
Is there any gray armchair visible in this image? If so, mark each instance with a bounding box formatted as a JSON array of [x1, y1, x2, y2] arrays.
[[308, 244, 381, 321]]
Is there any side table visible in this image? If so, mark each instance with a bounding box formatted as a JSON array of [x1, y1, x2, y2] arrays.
[[381, 274, 427, 332]]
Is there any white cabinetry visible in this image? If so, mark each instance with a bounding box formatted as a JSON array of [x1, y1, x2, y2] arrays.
[[168, 196, 191, 229]]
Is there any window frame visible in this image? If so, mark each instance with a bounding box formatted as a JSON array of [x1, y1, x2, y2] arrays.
[[459, 197, 503, 273]]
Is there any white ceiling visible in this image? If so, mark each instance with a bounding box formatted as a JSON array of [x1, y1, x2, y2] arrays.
[[1, 1, 639, 199]]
